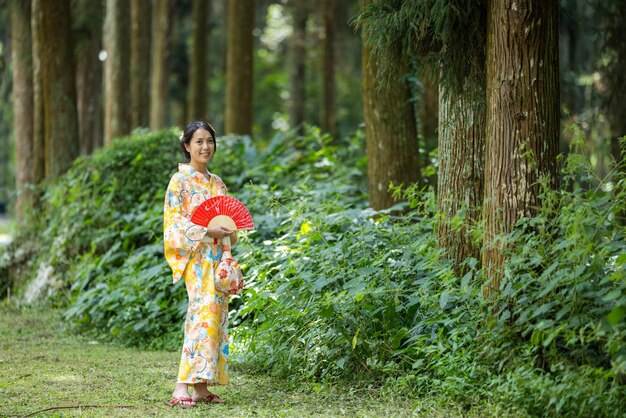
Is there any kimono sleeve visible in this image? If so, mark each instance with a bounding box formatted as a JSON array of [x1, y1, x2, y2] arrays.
[[163, 175, 207, 284]]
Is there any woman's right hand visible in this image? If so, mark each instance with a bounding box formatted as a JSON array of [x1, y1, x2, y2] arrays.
[[206, 225, 233, 239]]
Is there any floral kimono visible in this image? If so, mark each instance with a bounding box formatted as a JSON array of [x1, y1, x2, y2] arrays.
[[164, 163, 230, 385]]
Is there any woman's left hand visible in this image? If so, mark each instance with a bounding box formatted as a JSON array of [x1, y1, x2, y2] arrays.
[[230, 231, 238, 247]]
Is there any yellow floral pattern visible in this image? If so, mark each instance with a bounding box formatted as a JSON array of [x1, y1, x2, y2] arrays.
[[164, 163, 230, 385]]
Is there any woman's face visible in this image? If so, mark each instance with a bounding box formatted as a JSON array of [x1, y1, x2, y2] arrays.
[[185, 128, 215, 166]]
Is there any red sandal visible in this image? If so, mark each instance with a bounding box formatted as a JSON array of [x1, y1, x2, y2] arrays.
[[165, 396, 196, 408], [195, 393, 225, 404]]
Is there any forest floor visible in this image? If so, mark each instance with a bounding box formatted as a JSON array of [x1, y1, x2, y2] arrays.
[[0, 304, 506, 418]]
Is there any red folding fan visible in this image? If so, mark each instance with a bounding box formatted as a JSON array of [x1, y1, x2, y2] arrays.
[[190, 195, 254, 230]]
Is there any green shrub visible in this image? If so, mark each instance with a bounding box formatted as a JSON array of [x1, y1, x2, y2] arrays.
[[2, 125, 624, 417]]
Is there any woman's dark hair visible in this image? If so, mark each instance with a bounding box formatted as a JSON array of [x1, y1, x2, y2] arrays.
[[179, 121, 217, 161]]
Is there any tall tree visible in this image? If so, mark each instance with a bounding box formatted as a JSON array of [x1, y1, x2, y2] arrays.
[[417, 70, 438, 171], [131, 0, 151, 129], [30, 0, 45, 186], [360, 0, 421, 210], [483, 0, 560, 295], [288, 1, 307, 134], [431, 3, 486, 274], [74, 0, 104, 154], [10, 0, 34, 220], [150, 0, 172, 131], [186, 0, 209, 122], [437, 80, 485, 272], [0, 12, 11, 214], [559, 0, 593, 117], [225, 0, 254, 136], [40, 0, 80, 177], [357, 1, 486, 270], [103, 0, 131, 144], [593, 1, 626, 164], [321, 0, 336, 139]]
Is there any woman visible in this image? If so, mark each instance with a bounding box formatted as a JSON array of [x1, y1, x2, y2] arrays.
[[163, 121, 237, 408]]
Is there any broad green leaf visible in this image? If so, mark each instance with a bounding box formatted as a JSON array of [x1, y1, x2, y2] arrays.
[[607, 306, 626, 326]]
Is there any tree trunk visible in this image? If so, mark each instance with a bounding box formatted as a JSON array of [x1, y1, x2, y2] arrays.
[[418, 69, 438, 170], [40, 0, 80, 178], [10, 0, 34, 220], [225, 0, 254, 136], [150, 0, 172, 131], [437, 81, 485, 273], [360, 0, 421, 211], [131, 0, 151, 129], [289, 1, 307, 134], [103, 0, 131, 144], [321, 0, 336, 139], [483, 0, 560, 296], [30, 0, 45, 186], [186, 0, 210, 122], [602, 3, 626, 166], [74, 0, 104, 154]]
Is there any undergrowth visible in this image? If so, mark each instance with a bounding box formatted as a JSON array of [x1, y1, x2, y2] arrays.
[[0, 126, 624, 417]]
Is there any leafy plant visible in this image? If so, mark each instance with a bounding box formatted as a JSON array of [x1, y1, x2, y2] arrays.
[[2, 124, 625, 417]]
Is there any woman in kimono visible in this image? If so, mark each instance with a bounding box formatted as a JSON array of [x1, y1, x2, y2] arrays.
[[163, 121, 236, 408]]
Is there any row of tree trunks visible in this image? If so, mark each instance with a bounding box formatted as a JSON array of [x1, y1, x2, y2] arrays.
[[10, 0, 35, 221], [225, 0, 254, 136], [483, 0, 560, 295], [357, 0, 560, 297]]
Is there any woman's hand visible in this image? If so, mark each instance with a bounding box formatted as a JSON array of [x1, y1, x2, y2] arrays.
[[206, 225, 233, 239], [230, 231, 238, 247]]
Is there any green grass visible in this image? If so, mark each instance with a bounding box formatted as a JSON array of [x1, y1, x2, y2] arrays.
[[0, 303, 512, 417]]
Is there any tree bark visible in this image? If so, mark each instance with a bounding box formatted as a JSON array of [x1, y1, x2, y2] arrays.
[[289, 1, 307, 134], [186, 0, 210, 122], [103, 0, 131, 144], [131, 0, 151, 129], [74, 0, 104, 154], [30, 0, 45, 185], [483, 0, 560, 296], [360, 0, 421, 211], [321, 0, 336, 140], [40, 0, 80, 178], [437, 81, 485, 273], [225, 0, 254, 136], [11, 0, 34, 220], [150, 0, 172, 131]]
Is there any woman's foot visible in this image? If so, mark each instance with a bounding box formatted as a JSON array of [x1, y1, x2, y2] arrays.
[[168, 383, 195, 408], [165, 396, 196, 408], [192, 383, 225, 404], [193, 392, 225, 404]]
